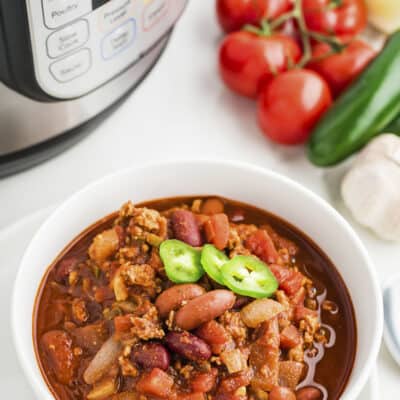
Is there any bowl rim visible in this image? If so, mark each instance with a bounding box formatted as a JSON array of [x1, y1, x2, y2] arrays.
[[11, 159, 384, 400]]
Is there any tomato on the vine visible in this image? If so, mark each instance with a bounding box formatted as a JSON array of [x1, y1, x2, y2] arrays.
[[257, 69, 332, 144], [303, 0, 367, 36], [216, 0, 293, 33], [219, 31, 302, 98], [308, 39, 376, 96]]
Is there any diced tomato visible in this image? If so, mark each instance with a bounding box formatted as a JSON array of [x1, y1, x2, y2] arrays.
[[94, 286, 115, 303], [195, 321, 231, 354], [293, 306, 318, 322], [245, 230, 279, 263], [290, 287, 306, 306], [204, 214, 230, 250], [190, 369, 218, 393], [269, 264, 304, 296], [40, 330, 77, 385], [136, 368, 174, 398], [269, 264, 292, 283], [218, 370, 253, 394], [280, 325, 301, 349], [178, 393, 206, 400], [215, 394, 244, 400], [280, 271, 304, 296], [114, 315, 132, 333]]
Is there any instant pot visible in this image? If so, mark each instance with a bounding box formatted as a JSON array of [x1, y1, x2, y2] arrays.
[[0, 0, 187, 176]]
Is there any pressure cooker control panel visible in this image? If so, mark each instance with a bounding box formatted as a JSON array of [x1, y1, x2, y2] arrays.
[[25, 0, 185, 99]]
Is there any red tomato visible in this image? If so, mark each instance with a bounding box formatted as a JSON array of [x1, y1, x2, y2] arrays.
[[303, 0, 367, 36], [137, 368, 174, 398], [219, 31, 302, 98], [216, 0, 292, 33], [190, 369, 218, 393], [308, 39, 377, 96], [245, 229, 279, 264], [269, 264, 304, 296], [257, 69, 332, 145]]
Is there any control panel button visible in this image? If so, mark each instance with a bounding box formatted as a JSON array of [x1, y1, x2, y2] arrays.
[[143, 0, 169, 31], [47, 20, 89, 58], [42, 0, 92, 29], [50, 48, 92, 82], [101, 19, 136, 60], [97, 0, 134, 32]]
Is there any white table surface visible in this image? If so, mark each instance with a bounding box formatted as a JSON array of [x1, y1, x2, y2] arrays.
[[0, 1, 399, 398]]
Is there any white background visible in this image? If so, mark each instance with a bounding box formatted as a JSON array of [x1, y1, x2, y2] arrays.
[[1, 0, 399, 397]]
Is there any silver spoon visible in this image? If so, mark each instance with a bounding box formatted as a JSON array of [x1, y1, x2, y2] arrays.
[[383, 272, 400, 367]]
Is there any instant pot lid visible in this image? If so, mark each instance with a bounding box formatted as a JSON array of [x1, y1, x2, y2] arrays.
[[0, 34, 170, 178]]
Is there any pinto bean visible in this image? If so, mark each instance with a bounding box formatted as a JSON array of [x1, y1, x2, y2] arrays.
[[155, 284, 206, 318], [171, 210, 202, 246], [269, 387, 296, 400], [165, 331, 211, 361], [296, 387, 323, 400], [132, 343, 170, 371], [175, 290, 236, 331]]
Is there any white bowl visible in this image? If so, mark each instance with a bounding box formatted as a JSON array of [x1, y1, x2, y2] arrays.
[[12, 160, 383, 400]]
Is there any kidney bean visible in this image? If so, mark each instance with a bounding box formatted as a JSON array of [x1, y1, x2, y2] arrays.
[[55, 257, 79, 283], [204, 214, 230, 250], [296, 387, 323, 400], [132, 343, 170, 371], [155, 284, 206, 318], [233, 295, 252, 309], [175, 290, 236, 331], [269, 386, 296, 400], [171, 210, 202, 246], [165, 331, 211, 361]]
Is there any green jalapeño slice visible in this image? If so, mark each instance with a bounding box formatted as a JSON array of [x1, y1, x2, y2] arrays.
[[160, 240, 204, 283], [221, 255, 278, 298], [201, 244, 229, 285]]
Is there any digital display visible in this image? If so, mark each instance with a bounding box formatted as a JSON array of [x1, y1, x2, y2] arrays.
[[92, 0, 112, 9]]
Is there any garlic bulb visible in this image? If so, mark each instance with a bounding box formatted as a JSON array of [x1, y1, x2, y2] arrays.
[[366, 0, 400, 34], [342, 134, 400, 241]]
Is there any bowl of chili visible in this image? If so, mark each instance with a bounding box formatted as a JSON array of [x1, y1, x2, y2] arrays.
[[12, 160, 383, 400]]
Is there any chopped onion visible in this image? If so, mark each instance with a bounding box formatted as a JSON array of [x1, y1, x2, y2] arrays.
[[84, 337, 122, 385]]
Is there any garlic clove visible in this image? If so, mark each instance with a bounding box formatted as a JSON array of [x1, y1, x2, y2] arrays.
[[342, 149, 400, 241]]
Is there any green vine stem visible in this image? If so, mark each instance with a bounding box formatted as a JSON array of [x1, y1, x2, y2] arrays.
[[243, 0, 349, 68], [294, 0, 312, 68]]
